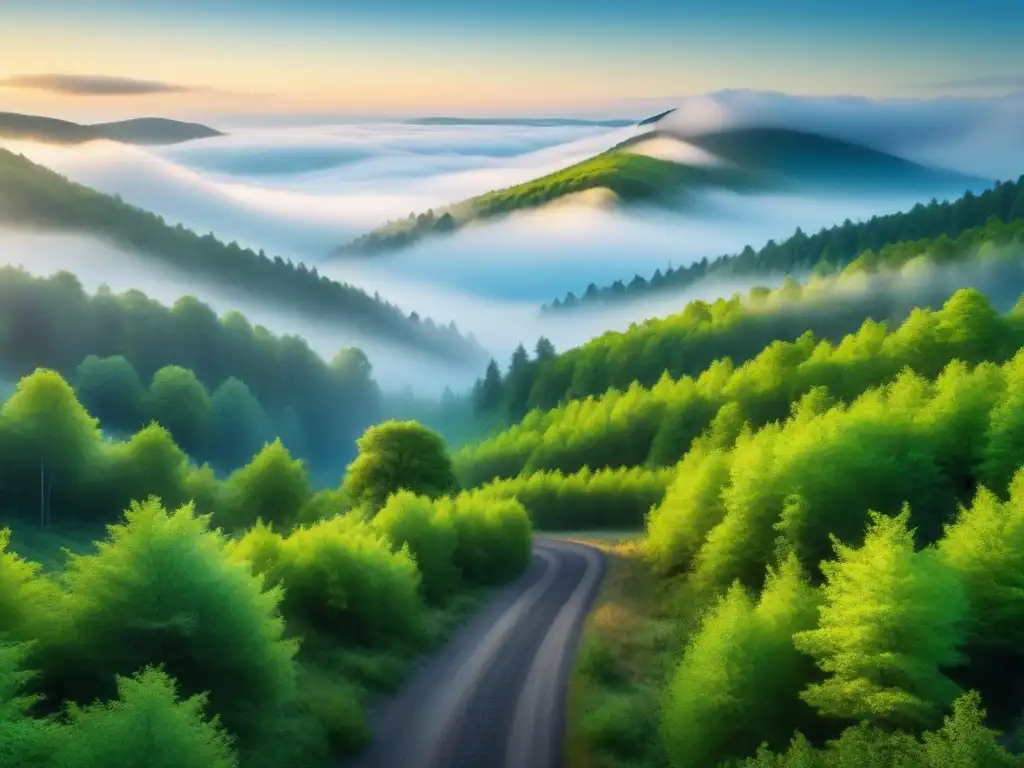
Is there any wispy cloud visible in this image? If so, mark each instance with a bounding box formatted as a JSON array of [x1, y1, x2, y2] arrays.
[[922, 74, 1024, 91], [0, 73, 210, 96]]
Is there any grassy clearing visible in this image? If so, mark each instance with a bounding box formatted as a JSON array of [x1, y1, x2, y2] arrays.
[[563, 535, 681, 768]]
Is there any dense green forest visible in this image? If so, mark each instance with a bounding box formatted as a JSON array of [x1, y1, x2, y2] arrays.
[[0, 373, 532, 767], [563, 340, 1024, 768], [0, 266, 384, 481], [457, 219, 1024, 489], [545, 174, 1024, 311], [0, 148, 484, 363]]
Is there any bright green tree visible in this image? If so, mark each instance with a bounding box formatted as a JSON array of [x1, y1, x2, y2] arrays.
[[343, 421, 458, 513], [661, 555, 820, 767], [51, 498, 298, 743], [0, 640, 59, 768], [55, 667, 237, 768], [221, 440, 312, 531], [372, 491, 460, 603], [793, 507, 968, 729]]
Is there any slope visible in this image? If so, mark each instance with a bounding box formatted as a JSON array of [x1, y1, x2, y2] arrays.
[[546, 174, 1024, 311], [0, 110, 223, 145], [455, 214, 1024, 488], [334, 126, 985, 257], [0, 148, 485, 364]]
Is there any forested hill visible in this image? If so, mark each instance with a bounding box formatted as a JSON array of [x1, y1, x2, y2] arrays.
[[0, 111, 223, 145], [0, 149, 486, 364], [0, 266, 380, 482], [464, 214, 1024, 444], [544, 174, 1024, 312]]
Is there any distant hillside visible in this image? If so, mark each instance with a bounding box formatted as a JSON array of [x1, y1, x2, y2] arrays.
[[0, 111, 223, 145], [544, 175, 1024, 312], [0, 148, 485, 364], [334, 126, 984, 257], [405, 117, 636, 127], [335, 151, 759, 255]]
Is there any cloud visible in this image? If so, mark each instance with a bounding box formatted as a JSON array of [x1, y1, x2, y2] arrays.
[[0, 73, 210, 96], [922, 75, 1024, 92]]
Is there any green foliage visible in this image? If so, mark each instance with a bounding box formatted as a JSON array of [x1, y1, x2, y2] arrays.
[[939, 471, 1024, 650], [660, 556, 820, 767], [470, 464, 672, 531], [49, 498, 298, 742], [343, 420, 458, 512], [793, 508, 968, 730], [371, 491, 460, 603], [0, 531, 61, 640], [234, 514, 427, 646], [551, 175, 1024, 312], [55, 667, 238, 768], [0, 640, 58, 768], [339, 151, 755, 255], [734, 691, 1022, 767], [0, 268, 383, 478], [207, 378, 268, 473], [221, 440, 313, 531], [72, 355, 145, 434], [447, 495, 533, 586], [0, 149, 481, 363], [147, 366, 210, 458], [0, 369, 102, 519], [457, 287, 1024, 488]]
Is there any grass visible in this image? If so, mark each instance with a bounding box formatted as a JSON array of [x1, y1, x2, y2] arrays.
[[562, 535, 682, 768], [336, 151, 757, 255]]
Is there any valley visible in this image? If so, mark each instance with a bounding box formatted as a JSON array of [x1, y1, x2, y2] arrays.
[[2, 67, 1024, 768]]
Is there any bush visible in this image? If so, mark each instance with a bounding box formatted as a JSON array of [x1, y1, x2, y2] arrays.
[[54, 667, 238, 768], [343, 420, 458, 512], [220, 440, 313, 532], [372, 491, 460, 604], [45, 498, 298, 744], [449, 495, 532, 585], [235, 514, 427, 647], [0, 639, 59, 768]]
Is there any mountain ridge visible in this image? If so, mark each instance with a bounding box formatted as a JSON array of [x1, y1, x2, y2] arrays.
[[333, 125, 986, 257], [0, 111, 223, 145], [0, 147, 486, 364]]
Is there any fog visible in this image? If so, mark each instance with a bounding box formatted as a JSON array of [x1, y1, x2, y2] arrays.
[[0, 228, 779, 395], [3, 89, 1022, 395], [0, 229, 473, 392], [0, 123, 640, 259], [322, 187, 969, 303], [654, 89, 1024, 180]]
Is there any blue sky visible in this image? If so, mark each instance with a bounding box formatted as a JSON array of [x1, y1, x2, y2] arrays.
[[1, 0, 1021, 118]]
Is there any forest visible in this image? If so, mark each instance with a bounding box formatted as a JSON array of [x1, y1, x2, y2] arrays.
[[560, 324, 1024, 767], [0, 374, 532, 767], [544, 173, 1024, 311], [475, 214, 1024, 431], [458, 222, 1024, 491], [3, 163, 1024, 767], [0, 266, 384, 483], [0, 148, 484, 363]]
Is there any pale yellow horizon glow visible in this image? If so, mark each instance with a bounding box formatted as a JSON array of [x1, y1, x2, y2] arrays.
[[0, 18, 975, 119]]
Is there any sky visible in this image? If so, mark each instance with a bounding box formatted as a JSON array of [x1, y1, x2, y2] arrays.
[[1, 0, 1023, 121]]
